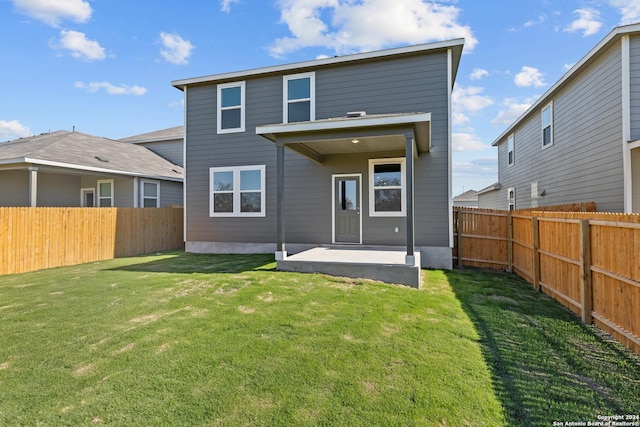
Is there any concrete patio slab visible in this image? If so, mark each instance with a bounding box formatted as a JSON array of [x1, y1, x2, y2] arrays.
[[277, 246, 422, 288]]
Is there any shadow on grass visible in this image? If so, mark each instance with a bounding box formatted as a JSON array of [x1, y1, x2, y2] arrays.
[[444, 268, 640, 426], [109, 252, 276, 274]]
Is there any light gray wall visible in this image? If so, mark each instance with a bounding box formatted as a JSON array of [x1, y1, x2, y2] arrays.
[[159, 181, 183, 207], [37, 173, 81, 206], [477, 189, 502, 209], [0, 170, 29, 206], [495, 41, 624, 212], [138, 140, 183, 167], [185, 50, 451, 247]]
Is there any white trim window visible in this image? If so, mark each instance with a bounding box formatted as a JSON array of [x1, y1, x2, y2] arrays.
[[507, 187, 516, 211], [141, 179, 160, 208], [217, 81, 245, 133], [507, 133, 515, 166], [368, 158, 406, 217], [542, 102, 553, 148], [97, 179, 114, 207], [210, 165, 266, 217], [283, 72, 315, 123]]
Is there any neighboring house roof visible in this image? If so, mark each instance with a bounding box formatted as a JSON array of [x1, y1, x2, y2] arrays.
[[492, 22, 640, 146], [452, 189, 479, 203], [120, 126, 184, 144], [172, 38, 464, 89], [478, 182, 501, 195], [0, 130, 183, 181]]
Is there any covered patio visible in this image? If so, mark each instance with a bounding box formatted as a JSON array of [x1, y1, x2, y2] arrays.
[[256, 112, 431, 287]]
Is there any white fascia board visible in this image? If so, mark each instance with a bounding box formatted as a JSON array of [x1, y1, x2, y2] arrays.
[[0, 157, 27, 165], [491, 23, 640, 147], [173, 39, 464, 89], [256, 113, 431, 138], [22, 158, 183, 182]]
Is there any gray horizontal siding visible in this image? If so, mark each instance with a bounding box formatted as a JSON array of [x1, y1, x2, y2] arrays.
[[185, 51, 451, 247], [139, 140, 183, 167], [159, 181, 183, 207], [0, 170, 29, 206], [497, 42, 624, 212], [477, 189, 502, 209]]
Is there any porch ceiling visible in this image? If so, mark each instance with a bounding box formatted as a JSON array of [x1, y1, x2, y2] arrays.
[[256, 112, 430, 163]]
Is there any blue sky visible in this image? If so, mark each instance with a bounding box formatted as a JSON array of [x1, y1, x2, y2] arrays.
[[2, 0, 640, 195]]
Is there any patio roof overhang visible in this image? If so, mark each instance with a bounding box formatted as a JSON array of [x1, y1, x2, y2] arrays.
[[255, 112, 431, 163]]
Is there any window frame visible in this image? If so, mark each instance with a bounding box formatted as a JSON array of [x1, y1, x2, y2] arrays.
[[541, 102, 553, 149], [507, 133, 515, 166], [209, 165, 266, 217], [217, 81, 246, 134], [507, 187, 516, 211], [140, 179, 160, 208], [368, 158, 406, 217], [283, 72, 315, 124], [80, 187, 95, 207], [97, 179, 114, 207]]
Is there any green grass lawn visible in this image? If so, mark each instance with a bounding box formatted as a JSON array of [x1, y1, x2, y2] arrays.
[[0, 252, 638, 426]]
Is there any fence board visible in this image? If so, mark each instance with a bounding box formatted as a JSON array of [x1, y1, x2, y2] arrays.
[[0, 207, 184, 275]]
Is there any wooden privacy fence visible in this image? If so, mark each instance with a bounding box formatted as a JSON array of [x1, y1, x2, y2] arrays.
[[0, 207, 184, 275], [453, 205, 640, 356]]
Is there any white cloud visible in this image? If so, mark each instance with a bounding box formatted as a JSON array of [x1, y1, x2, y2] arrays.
[[452, 132, 488, 152], [514, 66, 546, 88], [470, 68, 488, 80], [524, 14, 547, 28], [55, 30, 105, 61], [452, 85, 493, 113], [564, 8, 602, 37], [13, 0, 91, 27], [269, 0, 478, 58], [452, 112, 469, 126], [0, 120, 31, 140], [453, 157, 498, 179], [608, 0, 640, 25], [490, 97, 538, 126], [221, 0, 240, 13], [75, 81, 147, 96], [159, 32, 194, 65]]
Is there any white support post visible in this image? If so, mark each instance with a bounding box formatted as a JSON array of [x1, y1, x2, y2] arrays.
[[28, 166, 38, 207]]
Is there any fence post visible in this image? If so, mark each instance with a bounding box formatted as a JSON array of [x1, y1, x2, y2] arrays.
[[580, 219, 593, 324], [455, 209, 462, 267], [507, 212, 513, 273], [532, 216, 540, 291]]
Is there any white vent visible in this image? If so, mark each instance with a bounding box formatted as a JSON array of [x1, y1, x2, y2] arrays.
[[346, 111, 366, 118]]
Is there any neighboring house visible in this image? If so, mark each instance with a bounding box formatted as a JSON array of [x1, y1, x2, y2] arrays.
[[0, 130, 183, 207], [452, 189, 479, 207], [172, 38, 464, 270], [120, 125, 184, 167], [479, 23, 640, 213]]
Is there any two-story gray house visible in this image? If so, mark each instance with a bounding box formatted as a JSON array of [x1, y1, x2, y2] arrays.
[[479, 23, 640, 213], [172, 39, 464, 283]]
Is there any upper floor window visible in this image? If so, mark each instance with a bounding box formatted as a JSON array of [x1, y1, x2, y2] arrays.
[[210, 165, 265, 217], [507, 134, 514, 166], [141, 179, 160, 208], [97, 179, 114, 207], [368, 158, 406, 217], [542, 102, 553, 148], [283, 72, 315, 123], [217, 81, 245, 133], [507, 187, 516, 211]]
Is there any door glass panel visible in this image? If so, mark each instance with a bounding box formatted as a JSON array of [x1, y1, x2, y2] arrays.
[[338, 179, 357, 211]]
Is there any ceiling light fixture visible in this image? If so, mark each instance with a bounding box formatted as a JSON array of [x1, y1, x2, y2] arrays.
[[351, 139, 359, 144]]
